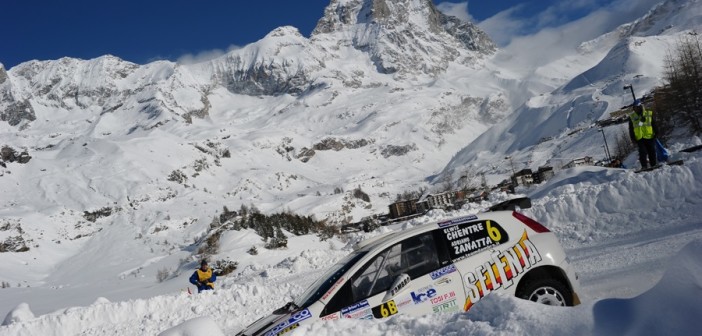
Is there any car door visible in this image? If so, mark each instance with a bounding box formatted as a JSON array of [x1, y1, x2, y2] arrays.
[[320, 231, 465, 319]]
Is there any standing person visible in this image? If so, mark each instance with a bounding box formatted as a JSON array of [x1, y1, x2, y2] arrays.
[[190, 260, 216, 293], [628, 99, 659, 169]]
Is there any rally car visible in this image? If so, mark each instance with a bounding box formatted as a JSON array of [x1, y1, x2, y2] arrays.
[[237, 198, 581, 336]]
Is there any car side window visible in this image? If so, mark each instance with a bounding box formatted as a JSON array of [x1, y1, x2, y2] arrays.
[[351, 245, 400, 301], [401, 233, 440, 279], [350, 232, 440, 302]]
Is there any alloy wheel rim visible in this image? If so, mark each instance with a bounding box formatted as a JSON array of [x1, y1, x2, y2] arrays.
[[528, 286, 565, 306]]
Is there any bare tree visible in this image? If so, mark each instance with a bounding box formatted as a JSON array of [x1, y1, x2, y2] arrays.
[[658, 35, 702, 136], [156, 267, 170, 282], [613, 128, 636, 160]]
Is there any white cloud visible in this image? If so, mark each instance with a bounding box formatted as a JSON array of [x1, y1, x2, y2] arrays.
[[177, 45, 242, 65], [479, 0, 662, 48], [477, 5, 529, 47], [435, 1, 474, 23], [480, 0, 663, 70]]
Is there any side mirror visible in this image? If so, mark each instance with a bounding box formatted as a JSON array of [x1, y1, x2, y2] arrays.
[[382, 273, 411, 302]]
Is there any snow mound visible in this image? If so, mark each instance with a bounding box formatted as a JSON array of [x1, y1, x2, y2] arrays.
[[158, 317, 224, 336], [2, 303, 34, 326], [593, 238, 702, 336]]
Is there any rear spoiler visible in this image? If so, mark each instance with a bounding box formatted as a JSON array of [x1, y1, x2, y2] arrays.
[[488, 197, 532, 212]]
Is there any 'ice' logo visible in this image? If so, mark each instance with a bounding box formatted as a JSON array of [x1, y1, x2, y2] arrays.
[[411, 288, 437, 304]]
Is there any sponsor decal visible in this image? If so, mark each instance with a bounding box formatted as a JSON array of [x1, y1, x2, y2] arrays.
[[320, 312, 340, 321], [388, 276, 410, 297], [430, 264, 457, 280], [274, 323, 299, 336], [264, 309, 312, 336], [322, 277, 345, 301], [430, 291, 456, 306], [432, 299, 459, 314], [434, 277, 452, 287], [395, 296, 413, 308], [442, 220, 509, 261], [341, 300, 372, 319], [411, 287, 438, 304], [371, 300, 399, 318], [438, 215, 478, 228], [341, 300, 369, 315], [463, 230, 543, 311]]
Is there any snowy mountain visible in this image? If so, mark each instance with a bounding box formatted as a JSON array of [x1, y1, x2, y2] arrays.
[[1, 0, 702, 334], [0, 1, 515, 284], [438, 0, 702, 183]]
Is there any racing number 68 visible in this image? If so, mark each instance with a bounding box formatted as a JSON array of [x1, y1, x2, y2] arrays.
[[379, 301, 398, 317], [486, 220, 501, 242]]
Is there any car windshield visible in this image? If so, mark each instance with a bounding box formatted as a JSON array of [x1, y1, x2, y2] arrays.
[[293, 251, 367, 308]]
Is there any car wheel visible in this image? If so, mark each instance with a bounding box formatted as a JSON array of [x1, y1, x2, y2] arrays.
[[517, 278, 573, 306]]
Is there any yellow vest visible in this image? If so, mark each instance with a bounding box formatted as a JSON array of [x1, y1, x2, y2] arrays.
[[630, 109, 654, 140], [197, 268, 214, 289]]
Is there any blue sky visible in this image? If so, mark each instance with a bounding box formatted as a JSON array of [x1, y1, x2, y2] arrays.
[[2, 0, 661, 69]]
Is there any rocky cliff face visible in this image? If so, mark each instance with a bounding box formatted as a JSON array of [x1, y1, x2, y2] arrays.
[[0, 63, 36, 126], [201, 26, 328, 96], [312, 0, 495, 76]]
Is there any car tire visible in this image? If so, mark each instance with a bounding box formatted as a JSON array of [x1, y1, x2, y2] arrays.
[[516, 278, 573, 306]]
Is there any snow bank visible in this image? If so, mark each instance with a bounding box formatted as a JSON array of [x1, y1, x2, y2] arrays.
[[158, 317, 224, 336], [527, 159, 702, 247], [593, 239, 702, 336], [1, 153, 700, 335], [2, 303, 34, 326]]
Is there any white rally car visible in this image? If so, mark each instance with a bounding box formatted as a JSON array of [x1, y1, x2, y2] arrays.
[[237, 198, 581, 336]]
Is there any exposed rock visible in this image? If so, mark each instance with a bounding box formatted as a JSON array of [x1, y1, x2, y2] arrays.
[[0, 64, 6, 84], [83, 207, 114, 222], [0, 236, 29, 253], [312, 0, 495, 76], [167, 170, 188, 184], [297, 138, 373, 162], [314, 138, 372, 151], [0, 146, 31, 164], [381, 143, 418, 158], [0, 99, 36, 126]]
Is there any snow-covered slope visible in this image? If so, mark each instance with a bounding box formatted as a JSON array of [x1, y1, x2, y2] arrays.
[[1, 143, 701, 335], [439, 0, 702, 184], [0, 0, 511, 302]]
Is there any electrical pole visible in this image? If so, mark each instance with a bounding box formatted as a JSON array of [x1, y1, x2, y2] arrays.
[[505, 156, 516, 176], [623, 84, 637, 101], [599, 128, 612, 163]]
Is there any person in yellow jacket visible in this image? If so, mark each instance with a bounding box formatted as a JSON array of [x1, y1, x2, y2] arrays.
[[628, 99, 659, 169], [189, 260, 216, 293]]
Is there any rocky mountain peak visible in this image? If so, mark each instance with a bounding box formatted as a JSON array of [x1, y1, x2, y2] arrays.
[[265, 26, 305, 39], [313, 0, 439, 33], [312, 0, 495, 76]]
